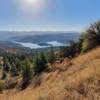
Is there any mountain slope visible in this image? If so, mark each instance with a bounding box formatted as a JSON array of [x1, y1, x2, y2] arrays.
[[0, 47, 100, 100]]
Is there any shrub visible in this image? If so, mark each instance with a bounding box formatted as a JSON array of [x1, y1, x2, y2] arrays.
[[32, 75, 41, 88], [15, 59, 24, 72], [62, 41, 78, 58], [82, 31, 98, 52], [1, 71, 7, 80], [0, 82, 5, 93], [3, 61, 10, 72], [82, 21, 100, 52], [48, 47, 56, 64], [75, 37, 83, 54], [5, 78, 17, 89]]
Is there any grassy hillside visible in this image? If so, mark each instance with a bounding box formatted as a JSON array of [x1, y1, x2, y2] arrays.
[[0, 47, 100, 100]]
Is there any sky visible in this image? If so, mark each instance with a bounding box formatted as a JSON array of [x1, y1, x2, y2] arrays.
[[0, 0, 100, 32]]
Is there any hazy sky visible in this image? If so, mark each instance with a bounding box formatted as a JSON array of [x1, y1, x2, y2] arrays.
[[0, 0, 100, 31]]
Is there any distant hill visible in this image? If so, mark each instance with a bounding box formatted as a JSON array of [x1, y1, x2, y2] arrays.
[[0, 31, 81, 49]]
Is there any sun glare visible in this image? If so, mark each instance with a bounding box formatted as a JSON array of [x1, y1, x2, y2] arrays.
[[24, 0, 39, 6], [16, 0, 49, 15], [26, 0, 38, 4]]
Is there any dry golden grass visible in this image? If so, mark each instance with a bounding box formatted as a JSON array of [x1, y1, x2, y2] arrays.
[[0, 47, 100, 100]]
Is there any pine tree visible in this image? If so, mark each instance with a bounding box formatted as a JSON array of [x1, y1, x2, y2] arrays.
[[48, 47, 56, 64], [10, 63, 18, 76], [3, 59, 10, 72], [21, 59, 32, 89], [34, 52, 48, 75], [21, 59, 32, 81]]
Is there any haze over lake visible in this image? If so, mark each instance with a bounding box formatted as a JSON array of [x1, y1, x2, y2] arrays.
[[0, 31, 80, 49]]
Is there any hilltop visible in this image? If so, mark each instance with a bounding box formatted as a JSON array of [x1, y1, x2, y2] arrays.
[[0, 47, 100, 100]]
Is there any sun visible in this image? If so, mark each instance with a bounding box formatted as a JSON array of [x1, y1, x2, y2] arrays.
[[26, 0, 38, 4], [16, 0, 49, 16], [24, 0, 39, 6]]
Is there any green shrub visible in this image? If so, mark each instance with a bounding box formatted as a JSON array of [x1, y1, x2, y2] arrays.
[[82, 32, 98, 52], [48, 47, 56, 64], [82, 21, 100, 52], [1, 71, 7, 80], [5, 78, 17, 89], [0, 82, 5, 93], [3, 61, 10, 72], [62, 41, 78, 58]]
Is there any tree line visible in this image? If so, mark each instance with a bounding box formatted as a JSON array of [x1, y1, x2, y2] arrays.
[[60, 20, 100, 58]]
